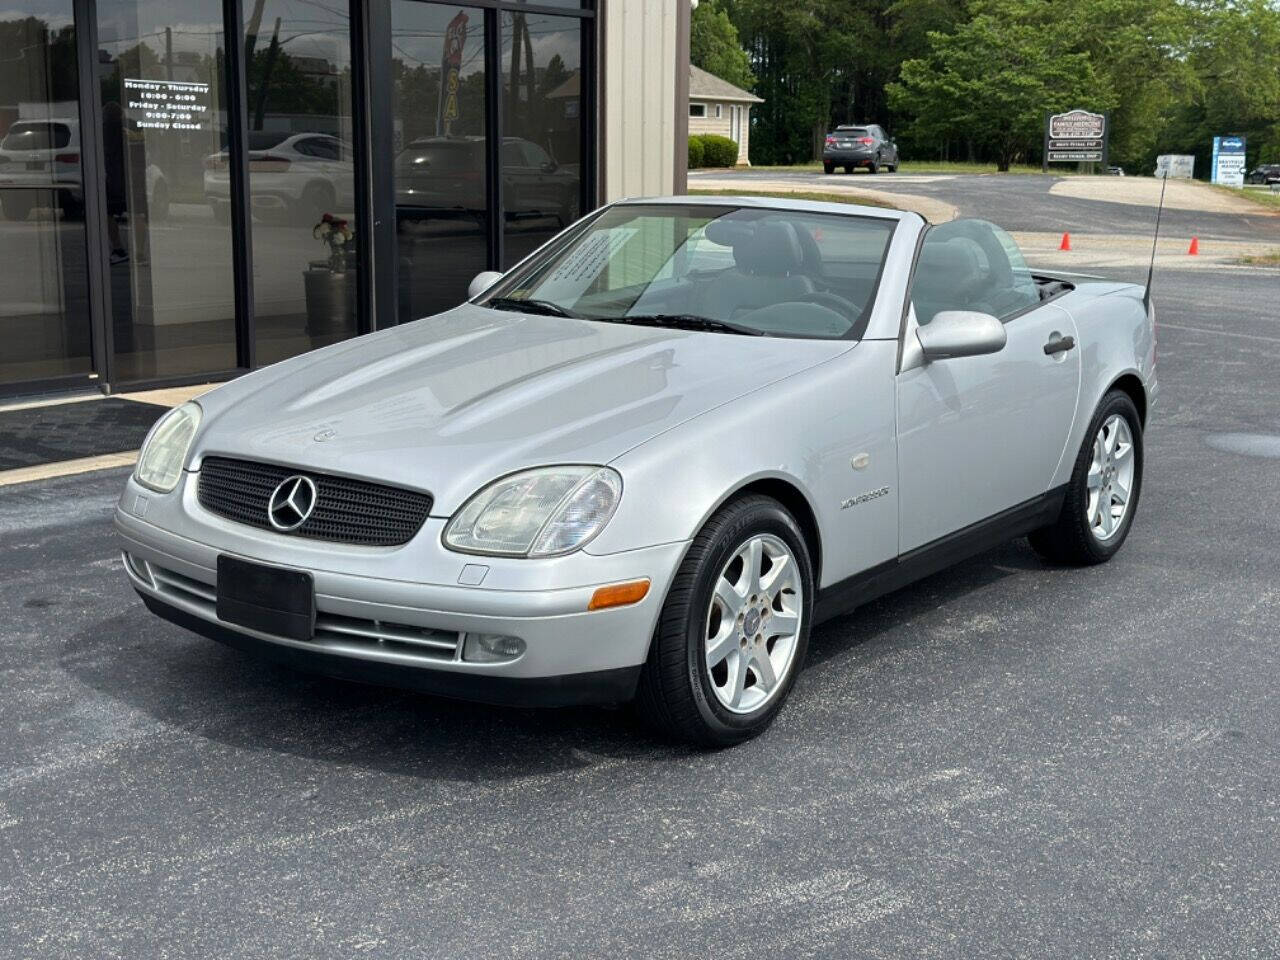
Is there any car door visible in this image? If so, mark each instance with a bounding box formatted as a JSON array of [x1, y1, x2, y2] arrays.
[[895, 219, 1081, 553]]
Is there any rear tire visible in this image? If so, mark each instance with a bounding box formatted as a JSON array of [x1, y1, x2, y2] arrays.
[[1030, 390, 1143, 565], [843, 164, 853, 174], [823, 163, 835, 175], [869, 156, 881, 174], [635, 495, 814, 748]]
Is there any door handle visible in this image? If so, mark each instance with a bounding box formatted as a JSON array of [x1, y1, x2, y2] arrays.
[[1044, 335, 1075, 355]]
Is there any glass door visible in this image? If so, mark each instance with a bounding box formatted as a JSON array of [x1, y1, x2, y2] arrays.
[[389, 1, 489, 322], [0, 0, 95, 389], [243, 0, 359, 365], [500, 9, 583, 267], [95, 0, 238, 381]]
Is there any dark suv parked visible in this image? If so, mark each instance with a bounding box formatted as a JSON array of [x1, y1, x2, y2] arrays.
[[822, 125, 899, 174], [1246, 164, 1280, 185]]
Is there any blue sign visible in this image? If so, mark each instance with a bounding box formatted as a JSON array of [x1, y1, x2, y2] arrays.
[[1212, 135, 1246, 187]]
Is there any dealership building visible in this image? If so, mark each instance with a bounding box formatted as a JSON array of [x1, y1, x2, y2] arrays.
[[0, 0, 688, 398]]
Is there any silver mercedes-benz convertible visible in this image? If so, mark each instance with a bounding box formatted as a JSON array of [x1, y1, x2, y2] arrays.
[[116, 196, 1156, 745]]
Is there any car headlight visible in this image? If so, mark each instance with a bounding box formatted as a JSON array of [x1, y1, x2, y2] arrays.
[[443, 466, 622, 558], [134, 401, 201, 493]]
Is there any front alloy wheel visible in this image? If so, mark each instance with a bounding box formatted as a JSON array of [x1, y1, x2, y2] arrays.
[[704, 534, 803, 714], [1030, 389, 1143, 564], [636, 495, 814, 747], [1086, 413, 1135, 541]]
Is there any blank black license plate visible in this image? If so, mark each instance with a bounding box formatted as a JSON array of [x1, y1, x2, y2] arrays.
[[216, 555, 315, 641]]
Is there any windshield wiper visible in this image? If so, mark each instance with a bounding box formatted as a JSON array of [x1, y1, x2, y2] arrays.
[[611, 314, 765, 336], [487, 297, 578, 318]]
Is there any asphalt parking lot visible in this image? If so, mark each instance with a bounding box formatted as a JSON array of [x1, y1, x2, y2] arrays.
[[692, 168, 1280, 244], [3, 199, 1280, 956]]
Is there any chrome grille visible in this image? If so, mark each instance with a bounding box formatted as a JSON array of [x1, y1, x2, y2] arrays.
[[197, 456, 432, 547]]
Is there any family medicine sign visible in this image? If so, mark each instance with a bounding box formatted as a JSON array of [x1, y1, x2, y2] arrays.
[[1042, 109, 1109, 170]]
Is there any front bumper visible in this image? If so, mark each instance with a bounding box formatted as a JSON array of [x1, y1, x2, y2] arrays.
[[115, 471, 688, 706]]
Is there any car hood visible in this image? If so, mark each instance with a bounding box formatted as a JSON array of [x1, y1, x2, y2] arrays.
[[191, 304, 853, 513]]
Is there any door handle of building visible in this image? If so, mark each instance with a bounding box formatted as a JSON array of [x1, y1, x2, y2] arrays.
[[1044, 335, 1075, 355]]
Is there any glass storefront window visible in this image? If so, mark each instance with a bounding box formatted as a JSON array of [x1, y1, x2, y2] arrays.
[[96, 0, 238, 381], [243, 0, 358, 365], [0, 0, 94, 386], [501, 11, 582, 268], [390, 2, 488, 322]]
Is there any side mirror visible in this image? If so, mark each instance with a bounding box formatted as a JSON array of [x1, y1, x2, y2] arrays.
[[468, 270, 504, 299], [541, 160, 558, 174], [916, 310, 1006, 360]]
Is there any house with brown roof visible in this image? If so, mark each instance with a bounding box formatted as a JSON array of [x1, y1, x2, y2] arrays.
[[688, 64, 763, 166]]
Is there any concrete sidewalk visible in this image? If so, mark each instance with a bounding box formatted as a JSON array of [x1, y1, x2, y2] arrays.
[[0, 384, 211, 487]]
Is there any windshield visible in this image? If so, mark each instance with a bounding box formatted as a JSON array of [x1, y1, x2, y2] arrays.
[[484, 203, 897, 339]]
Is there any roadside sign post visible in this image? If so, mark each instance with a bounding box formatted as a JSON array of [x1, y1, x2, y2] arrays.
[[1043, 109, 1109, 172], [1155, 154, 1195, 179]]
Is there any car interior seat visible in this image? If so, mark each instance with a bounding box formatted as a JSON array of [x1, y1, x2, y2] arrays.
[[910, 235, 989, 325], [695, 219, 817, 319]]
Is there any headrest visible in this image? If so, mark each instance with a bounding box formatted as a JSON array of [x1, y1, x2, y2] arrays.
[[734, 220, 805, 276], [919, 236, 985, 281], [705, 218, 752, 247]]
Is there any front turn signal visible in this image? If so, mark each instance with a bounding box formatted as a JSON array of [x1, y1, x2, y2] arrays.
[[587, 579, 650, 611]]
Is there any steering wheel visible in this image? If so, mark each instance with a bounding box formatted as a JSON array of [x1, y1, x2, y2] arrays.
[[790, 290, 860, 318]]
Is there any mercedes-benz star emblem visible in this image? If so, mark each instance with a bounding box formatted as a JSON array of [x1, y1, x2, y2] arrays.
[[267, 475, 318, 532]]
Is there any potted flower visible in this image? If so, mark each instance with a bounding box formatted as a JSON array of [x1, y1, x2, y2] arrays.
[[303, 213, 356, 335]]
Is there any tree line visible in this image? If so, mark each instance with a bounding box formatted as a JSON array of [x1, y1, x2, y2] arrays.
[[692, 0, 1280, 173]]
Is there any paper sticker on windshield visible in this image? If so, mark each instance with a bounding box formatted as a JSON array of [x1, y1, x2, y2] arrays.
[[540, 227, 638, 299]]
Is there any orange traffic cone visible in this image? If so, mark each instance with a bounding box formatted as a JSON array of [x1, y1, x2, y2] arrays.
[[1188, 236, 1199, 256], [1059, 232, 1072, 251]]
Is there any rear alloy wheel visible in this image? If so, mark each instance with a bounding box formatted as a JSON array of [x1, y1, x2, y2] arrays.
[[636, 496, 813, 747], [1030, 390, 1143, 565]]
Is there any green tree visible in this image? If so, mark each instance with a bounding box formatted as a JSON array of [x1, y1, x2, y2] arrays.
[[1052, 0, 1196, 169], [726, 0, 861, 162], [691, 0, 755, 91], [1185, 0, 1280, 167], [888, 0, 1113, 170]]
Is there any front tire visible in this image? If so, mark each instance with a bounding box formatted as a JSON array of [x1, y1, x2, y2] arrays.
[[1030, 390, 1143, 565], [636, 496, 814, 747]]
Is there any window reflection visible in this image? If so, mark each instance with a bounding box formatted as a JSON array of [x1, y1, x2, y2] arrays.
[[0, 0, 93, 386], [501, 11, 582, 268], [243, 0, 358, 365], [96, 0, 237, 381], [391, 2, 487, 321]]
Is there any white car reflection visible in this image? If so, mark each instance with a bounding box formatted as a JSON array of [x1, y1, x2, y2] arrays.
[[0, 118, 168, 221], [203, 131, 356, 226]]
